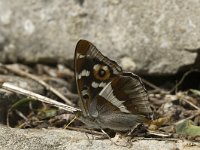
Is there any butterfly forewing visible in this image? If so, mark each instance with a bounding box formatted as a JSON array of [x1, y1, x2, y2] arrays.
[[74, 40, 122, 116]]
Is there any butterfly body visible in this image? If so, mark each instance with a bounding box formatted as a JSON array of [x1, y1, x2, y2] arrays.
[[74, 40, 152, 131]]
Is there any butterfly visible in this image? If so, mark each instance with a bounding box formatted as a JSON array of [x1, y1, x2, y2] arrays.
[[74, 40, 152, 131]]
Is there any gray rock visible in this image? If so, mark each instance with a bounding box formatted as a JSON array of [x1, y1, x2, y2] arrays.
[[0, 125, 199, 150], [0, 0, 200, 74]]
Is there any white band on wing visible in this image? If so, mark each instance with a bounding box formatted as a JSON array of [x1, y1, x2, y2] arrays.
[[99, 82, 130, 113]]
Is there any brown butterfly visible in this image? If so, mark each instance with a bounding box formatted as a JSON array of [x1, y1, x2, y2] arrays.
[[74, 40, 152, 131]]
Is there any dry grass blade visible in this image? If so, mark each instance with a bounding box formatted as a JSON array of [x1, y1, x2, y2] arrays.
[[174, 92, 200, 125], [170, 69, 200, 93], [175, 111, 200, 125], [177, 92, 200, 111], [142, 78, 168, 94], [147, 130, 172, 137], [65, 126, 105, 136], [2, 82, 80, 113], [3, 64, 73, 105]]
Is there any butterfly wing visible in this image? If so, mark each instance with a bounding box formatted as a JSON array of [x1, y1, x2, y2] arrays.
[[117, 72, 152, 115], [74, 40, 122, 115], [86, 73, 152, 130], [90, 73, 152, 116]]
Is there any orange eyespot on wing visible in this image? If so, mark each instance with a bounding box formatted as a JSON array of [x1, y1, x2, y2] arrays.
[[93, 64, 111, 80]]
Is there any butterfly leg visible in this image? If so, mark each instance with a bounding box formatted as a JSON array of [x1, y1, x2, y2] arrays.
[[127, 123, 141, 136], [127, 123, 148, 137]]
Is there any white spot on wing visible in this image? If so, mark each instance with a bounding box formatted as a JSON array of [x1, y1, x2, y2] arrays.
[[91, 81, 106, 88], [78, 74, 82, 79], [79, 54, 85, 58], [91, 82, 99, 88], [81, 89, 88, 97], [78, 69, 90, 79], [99, 82, 106, 87], [93, 64, 100, 70], [102, 66, 108, 71], [76, 53, 85, 59]]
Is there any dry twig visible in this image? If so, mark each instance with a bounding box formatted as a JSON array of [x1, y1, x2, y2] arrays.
[[65, 126, 105, 136], [170, 69, 200, 93], [2, 64, 73, 105], [1, 82, 80, 113], [177, 92, 200, 111], [142, 78, 168, 94]]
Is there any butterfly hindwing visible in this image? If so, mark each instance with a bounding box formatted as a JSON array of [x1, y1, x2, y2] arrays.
[[86, 74, 151, 131], [89, 73, 151, 116]]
